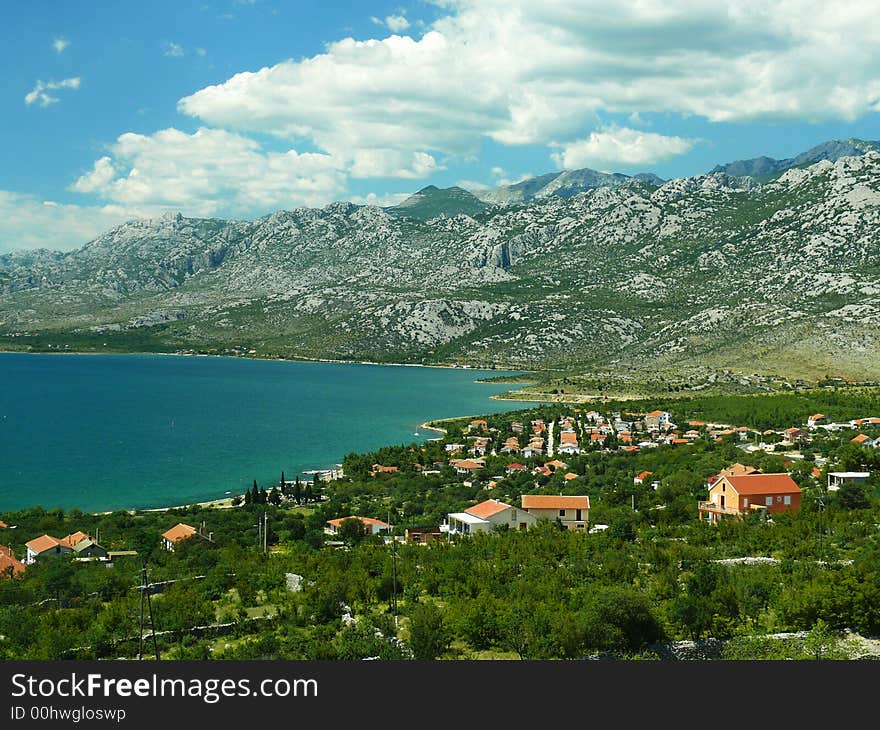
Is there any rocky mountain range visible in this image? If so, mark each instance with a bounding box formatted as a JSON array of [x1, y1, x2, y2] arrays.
[[2, 140, 879, 383], [711, 138, 880, 181]]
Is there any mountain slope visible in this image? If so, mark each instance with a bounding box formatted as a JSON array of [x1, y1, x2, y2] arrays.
[[475, 167, 665, 205], [711, 138, 880, 180], [2, 150, 880, 382], [386, 185, 488, 220]]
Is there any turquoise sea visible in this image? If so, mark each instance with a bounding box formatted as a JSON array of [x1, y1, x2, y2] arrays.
[[0, 353, 531, 512]]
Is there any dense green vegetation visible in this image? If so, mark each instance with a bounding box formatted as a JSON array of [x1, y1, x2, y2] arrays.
[[2, 389, 880, 660]]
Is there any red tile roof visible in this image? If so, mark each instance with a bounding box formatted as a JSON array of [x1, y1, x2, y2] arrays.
[[521, 495, 589, 510], [162, 523, 197, 543], [852, 434, 870, 443], [454, 459, 484, 470], [723, 473, 802, 495], [61, 531, 90, 548], [0, 546, 25, 577], [327, 516, 391, 529], [466, 499, 512, 519], [25, 534, 65, 554]]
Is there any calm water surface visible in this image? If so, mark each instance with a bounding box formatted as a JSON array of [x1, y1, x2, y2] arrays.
[[0, 354, 530, 511]]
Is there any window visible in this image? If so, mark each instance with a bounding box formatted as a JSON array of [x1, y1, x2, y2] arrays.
[[777, 495, 782, 503], [576, 524, 584, 529], [742, 498, 748, 507], [784, 495, 791, 505], [722, 484, 726, 492], [765, 496, 773, 506], [559, 509, 566, 517]]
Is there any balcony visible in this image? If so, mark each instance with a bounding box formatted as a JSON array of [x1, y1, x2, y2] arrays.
[[698, 501, 741, 516]]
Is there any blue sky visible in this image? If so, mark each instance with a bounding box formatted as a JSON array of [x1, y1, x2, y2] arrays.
[[2, 0, 880, 252]]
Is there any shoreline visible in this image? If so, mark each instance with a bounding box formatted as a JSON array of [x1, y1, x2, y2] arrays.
[[0, 347, 531, 377], [92, 495, 239, 516]]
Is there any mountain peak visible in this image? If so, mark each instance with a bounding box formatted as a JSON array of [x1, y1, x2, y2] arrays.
[[388, 185, 487, 221], [711, 138, 880, 180]]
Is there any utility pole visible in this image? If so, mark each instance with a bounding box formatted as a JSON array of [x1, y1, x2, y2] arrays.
[[138, 562, 160, 661], [388, 508, 398, 625], [264, 511, 268, 555]]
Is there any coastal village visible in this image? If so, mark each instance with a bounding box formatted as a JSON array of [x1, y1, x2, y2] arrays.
[[2, 392, 880, 660], [3, 404, 879, 566]]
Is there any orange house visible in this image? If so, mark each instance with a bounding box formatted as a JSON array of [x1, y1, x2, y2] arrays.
[[699, 473, 801, 525]]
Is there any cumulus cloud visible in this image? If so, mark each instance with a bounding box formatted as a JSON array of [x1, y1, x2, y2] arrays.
[[24, 77, 81, 107], [163, 42, 184, 58], [52, 37, 69, 54], [0, 191, 135, 253], [177, 0, 880, 171], [70, 127, 347, 217], [348, 191, 411, 207], [349, 149, 442, 179], [551, 127, 697, 170]]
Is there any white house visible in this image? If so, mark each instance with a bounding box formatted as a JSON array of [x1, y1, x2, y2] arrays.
[[827, 472, 870, 492], [442, 499, 537, 536], [24, 534, 75, 564], [520, 495, 589, 530]]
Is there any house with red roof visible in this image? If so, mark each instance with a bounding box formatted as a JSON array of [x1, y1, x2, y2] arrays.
[[521, 495, 589, 530], [634, 470, 652, 485], [644, 410, 672, 430], [452, 458, 485, 474], [699, 473, 801, 525], [807, 414, 826, 429], [0, 545, 26, 578], [24, 531, 93, 564], [326, 516, 391, 536], [443, 499, 537, 536]]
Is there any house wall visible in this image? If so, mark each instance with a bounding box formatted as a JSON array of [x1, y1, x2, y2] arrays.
[[524, 507, 589, 529], [486, 507, 537, 530], [708, 481, 742, 511], [26, 545, 72, 564], [707, 481, 801, 515]]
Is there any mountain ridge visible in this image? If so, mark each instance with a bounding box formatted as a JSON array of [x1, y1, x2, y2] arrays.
[[2, 142, 880, 385]]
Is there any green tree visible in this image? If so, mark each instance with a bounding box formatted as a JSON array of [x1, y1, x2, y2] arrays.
[[407, 601, 451, 660], [337, 518, 368, 545]]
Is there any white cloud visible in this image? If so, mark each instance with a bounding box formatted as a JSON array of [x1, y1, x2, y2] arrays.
[[176, 0, 880, 171], [551, 126, 696, 170], [196, 47, 207, 57], [52, 37, 69, 54], [70, 127, 347, 217], [24, 77, 81, 107], [70, 157, 117, 194], [349, 149, 441, 179], [163, 42, 185, 58], [0, 191, 135, 253], [385, 15, 410, 32], [371, 15, 410, 32], [348, 191, 411, 207], [455, 179, 490, 191]]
